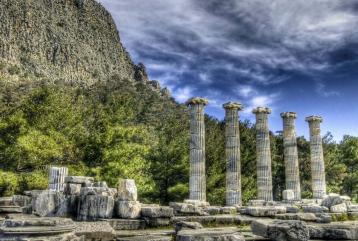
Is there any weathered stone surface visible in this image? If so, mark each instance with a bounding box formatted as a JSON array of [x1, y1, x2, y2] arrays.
[[141, 206, 174, 218], [118, 236, 171, 241], [248, 200, 266, 206], [117, 179, 138, 201], [251, 220, 309, 241], [184, 200, 210, 207], [348, 204, 358, 212], [308, 222, 358, 240], [169, 202, 208, 216], [33, 190, 70, 217], [220, 206, 237, 214], [144, 217, 171, 227], [65, 176, 94, 184], [48, 166, 68, 192], [330, 203, 348, 213], [286, 206, 300, 213], [253, 107, 273, 202], [64, 183, 82, 195], [204, 206, 221, 215], [282, 190, 295, 201], [172, 214, 254, 226], [306, 116, 326, 199], [302, 205, 329, 213], [275, 213, 317, 222], [245, 206, 286, 217], [116, 201, 141, 219], [281, 112, 301, 201], [0, 217, 81, 241], [177, 227, 244, 241], [75, 221, 116, 240], [223, 102, 243, 206], [175, 221, 203, 233], [77, 194, 114, 221], [187, 97, 208, 202], [0, 206, 23, 213], [316, 213, 332, 223], [106, 219, 146, 230], [321, 193, 350, 208]]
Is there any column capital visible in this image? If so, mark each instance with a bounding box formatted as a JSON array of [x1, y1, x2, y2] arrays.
[[252, 107, 271, 114], [186, 97, 208, 106], [305, 115, 323, 123], [281, 112, 297, 119], [223, 102, 244, 110]]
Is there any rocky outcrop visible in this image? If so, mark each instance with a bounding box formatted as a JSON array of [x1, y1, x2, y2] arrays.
[[0, 0, 146, 85]]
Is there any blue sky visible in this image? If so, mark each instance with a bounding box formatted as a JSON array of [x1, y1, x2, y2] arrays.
[[99, 0, 358, 141]]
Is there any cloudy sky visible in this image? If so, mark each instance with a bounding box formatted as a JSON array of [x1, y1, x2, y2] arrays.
[[99, 0, 358, 141]]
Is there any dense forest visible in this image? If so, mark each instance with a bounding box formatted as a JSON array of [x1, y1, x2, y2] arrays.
[[0, 77, 357, 205]]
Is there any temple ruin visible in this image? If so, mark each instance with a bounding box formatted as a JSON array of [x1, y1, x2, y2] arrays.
[[1, 97, 357, 241]]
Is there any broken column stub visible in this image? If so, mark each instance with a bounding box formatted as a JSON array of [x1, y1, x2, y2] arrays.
[[281, 112, 301, 200], [253, 107, 273, 201], [48, 166, 68, 192], [223, 102, 244, 207], [306, 116, 327, 199], [77, 187, 114, 221], [116, 179, 141, 219], [186, 97, 208, 202]]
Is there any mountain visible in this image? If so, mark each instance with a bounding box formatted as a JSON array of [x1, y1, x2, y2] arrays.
[[0, 0, 157, 87]]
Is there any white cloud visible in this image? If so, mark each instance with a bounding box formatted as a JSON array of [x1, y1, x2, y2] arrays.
[[173, 86, 194, 103]]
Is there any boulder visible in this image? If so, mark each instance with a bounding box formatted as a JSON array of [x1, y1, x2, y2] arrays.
[[174, 221, 203, 233], [302, 205, 329, 213], [176, 227, 244, 241], [117, 179, 138, 201], [330, 203, 348, 213], [116, 201, 141, 219], [141, 206, 174, 218], [251, 220, 310, 241], [283, 190, 295, 201], [77, 194, 114, 221]]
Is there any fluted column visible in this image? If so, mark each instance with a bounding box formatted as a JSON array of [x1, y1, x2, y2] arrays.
[[48, 166, 68, 192], [223, 102, 244, 206], [253, 107, 273, 201], [306, 116, 326, 199], [281, 112, 301, 200], [186, 97, 208, 201]]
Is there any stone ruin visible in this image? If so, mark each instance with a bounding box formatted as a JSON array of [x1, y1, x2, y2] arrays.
[[1, 96, 358, 241]]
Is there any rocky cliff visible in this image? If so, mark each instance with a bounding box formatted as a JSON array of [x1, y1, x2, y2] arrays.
[[0, 0, 149, 85]]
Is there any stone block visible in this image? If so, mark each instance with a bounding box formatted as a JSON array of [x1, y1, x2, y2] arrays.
[[169, 202, 208, 216], [282, 189, 295, 201], [177, 227, 244, 241], [118, 236, 171, 241], [184, 199, 210, 207], [33, 190, 69, 217], [321, 193, 350, 208], [248, 199, 265, 206], [74, 221, 116, 240], [106, 219, 146, 230], [286, 205, 300, 213], [144, 217, 171, 227], [220, 206, 237, 214], [316, 213, 332, 223], [141, 206, 174, 218], [116, 201, 141, 219], [65, 176, 94, 184], [204, 206, 221, 215], [64, 183, 82, 195], [308, 222, 358, 240], [330, 203, 347, 213], [251, 220, 309, 241], [117, 179, 138, 201], [302, 205, 329, 213], [12, 195, 31, 207], [348, 204, 358, 212], [175, 221, 203, 233], [275, 213, 317, 222], [245, 206, 286, 217], [77, 194, 114, 221], [93, 181, 108, 188]]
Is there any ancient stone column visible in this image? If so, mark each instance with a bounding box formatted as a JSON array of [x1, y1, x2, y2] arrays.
[[306, 116, 326, 199], [186, 97, 208, 201], [223, 102, 244, 206], [253, 107, 273, 201], [281, 112, 301, 200], [48, 166, 68, 192]]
